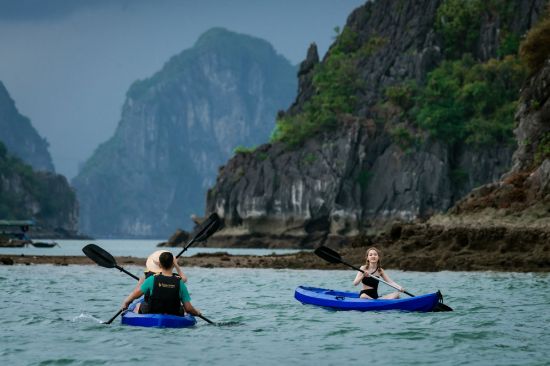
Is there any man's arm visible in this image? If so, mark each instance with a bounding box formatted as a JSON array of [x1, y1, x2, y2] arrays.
[[183, 301, 201, 316]]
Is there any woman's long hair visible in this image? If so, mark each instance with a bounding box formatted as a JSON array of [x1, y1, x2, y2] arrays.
[[364, 247, 382, 273]]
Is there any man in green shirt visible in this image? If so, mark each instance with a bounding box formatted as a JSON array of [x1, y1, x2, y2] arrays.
[[121, 252, 201, 316]]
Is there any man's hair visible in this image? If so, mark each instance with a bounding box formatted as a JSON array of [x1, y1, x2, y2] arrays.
[[159, 251, 174, 269]]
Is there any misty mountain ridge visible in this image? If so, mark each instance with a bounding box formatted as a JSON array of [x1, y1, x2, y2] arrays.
[[73, 27, 297, 238], [0, 81, 54, 172], [0, 82, 77, 235]]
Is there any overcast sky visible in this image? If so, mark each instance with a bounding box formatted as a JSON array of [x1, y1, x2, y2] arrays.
[[0, 0, 365, 179]]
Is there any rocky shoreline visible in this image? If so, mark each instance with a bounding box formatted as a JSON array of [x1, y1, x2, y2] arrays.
[[2, 222, 549, 272]]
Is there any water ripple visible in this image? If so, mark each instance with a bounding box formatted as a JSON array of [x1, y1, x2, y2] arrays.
[[0, 266, 548, 365]]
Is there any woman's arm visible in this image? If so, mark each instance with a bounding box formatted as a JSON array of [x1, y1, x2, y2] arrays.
[[121, 287, 144, 309], [379, 269, 404, 292], [353, 265, 366, 286], [174, 259, 188, 283]]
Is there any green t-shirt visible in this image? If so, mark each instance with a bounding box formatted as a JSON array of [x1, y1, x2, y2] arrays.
[[141, 275, 191, 302]]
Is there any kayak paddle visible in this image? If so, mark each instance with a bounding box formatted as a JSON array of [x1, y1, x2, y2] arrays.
[[175, 212, 221, 259], [82, 212, 223, 325], [314, 245, 453, 312], [83, 243, 218, 325], [105, 309, 124, 325], [82, 243, 139, 280]]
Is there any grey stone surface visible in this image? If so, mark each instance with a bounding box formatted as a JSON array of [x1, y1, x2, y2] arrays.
[[73, 28, 297, 237], [206, 0, 543, 247]]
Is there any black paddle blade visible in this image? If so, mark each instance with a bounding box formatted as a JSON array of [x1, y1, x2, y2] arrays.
[[193, 212, 221, 242], [434, 303, 453, 312], [176, 213, 222, 258], [314, 246, 343, 264], [82, 244, 117, 268]]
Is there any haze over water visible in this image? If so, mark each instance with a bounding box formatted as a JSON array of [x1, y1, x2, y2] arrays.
[[2, 263, 548, 365]]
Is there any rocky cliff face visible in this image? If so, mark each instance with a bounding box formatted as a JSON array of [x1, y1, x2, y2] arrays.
[[73, 28, 297, 238], [0, 81, 54, 172], [206, 0, 546, 248], [0, 142, 78, 234], [441, 57, 550, 225]]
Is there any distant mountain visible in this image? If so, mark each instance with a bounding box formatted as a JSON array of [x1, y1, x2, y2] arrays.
[[0, 81, 55, 172], [73, 28, 297, 238]]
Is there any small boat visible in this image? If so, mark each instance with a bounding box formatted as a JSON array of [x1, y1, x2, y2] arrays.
[[0, 219, 34, 247], [121, 298, 196, 328], [31, 241, 59, 248], [295, 286, 441, 312]]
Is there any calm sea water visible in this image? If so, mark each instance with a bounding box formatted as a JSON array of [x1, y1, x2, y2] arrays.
[[0, 263, 548, 365], [0, 239, 305, 257]]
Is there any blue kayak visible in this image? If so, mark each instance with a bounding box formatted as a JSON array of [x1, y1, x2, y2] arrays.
[[295, 286, 440, 312], [121, 298, 196, 328]]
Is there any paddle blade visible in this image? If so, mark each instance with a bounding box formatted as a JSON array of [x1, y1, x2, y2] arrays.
[[193, 213, 221, 242], [434, 303, 453, 312], [82, 244, 117, 268], [314, 246, 343, 264], [176, 213, 222, 258]]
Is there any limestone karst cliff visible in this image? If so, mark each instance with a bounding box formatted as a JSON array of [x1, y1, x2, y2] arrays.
[[0, 81, 54, 172], [205, 0, 547, 248], [73, 28, 297, 238]]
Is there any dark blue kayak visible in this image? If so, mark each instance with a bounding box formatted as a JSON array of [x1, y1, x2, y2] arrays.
[[121, 298, 196, 328], [295, 286, 440, 312]]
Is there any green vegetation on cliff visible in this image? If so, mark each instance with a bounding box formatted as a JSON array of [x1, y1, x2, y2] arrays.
[[520, 5, 550, 73], [413, 54, 526, 146], [386, 0, 533, 148], [271, 0, 532, 149], [436, 0, 519, 59], [271, 29, 381, 147], [0, 142, 75, 220]]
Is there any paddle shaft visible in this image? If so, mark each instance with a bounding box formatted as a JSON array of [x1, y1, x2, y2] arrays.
[[175, 238, 196, 259], [116, 265, 140, 280], [175, 215, 219, 259], [105, 309, 123, 325], [197, 314, 215, 324], [341, 259, 415, 297]]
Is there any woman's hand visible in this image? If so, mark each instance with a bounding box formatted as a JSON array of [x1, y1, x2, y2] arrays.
[[121, 299, 130, 310], [398, 286, 405, 292]]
